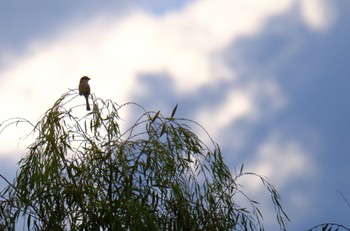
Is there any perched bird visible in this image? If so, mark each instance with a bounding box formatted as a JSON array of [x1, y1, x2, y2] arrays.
[[78, 76, 91, 111]]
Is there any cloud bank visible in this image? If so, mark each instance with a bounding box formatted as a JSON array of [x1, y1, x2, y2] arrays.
[[0, 0, 338, 229]]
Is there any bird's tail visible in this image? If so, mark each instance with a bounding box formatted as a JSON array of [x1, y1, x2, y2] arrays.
[[85, 96, 91, 111]]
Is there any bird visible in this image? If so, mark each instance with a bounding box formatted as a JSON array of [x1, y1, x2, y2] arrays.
[[78, 76, 91, 111]]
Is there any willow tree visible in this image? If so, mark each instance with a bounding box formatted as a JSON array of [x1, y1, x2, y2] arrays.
[[0, 91, 289, 230]]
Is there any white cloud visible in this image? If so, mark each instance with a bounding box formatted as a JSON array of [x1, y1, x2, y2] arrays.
[[195, 79, 286, 143], [197, 89, 253, 131], [235, 133, 317, 228], [0, 0, 336, 156], [299, 0, 336, 31], [248, 133, 317, 189]]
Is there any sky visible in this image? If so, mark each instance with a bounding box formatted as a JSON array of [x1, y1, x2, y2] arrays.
[[0, 0, 349, 229]]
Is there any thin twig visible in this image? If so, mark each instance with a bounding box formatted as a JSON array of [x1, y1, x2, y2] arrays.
[[337, 189, 350, 209]]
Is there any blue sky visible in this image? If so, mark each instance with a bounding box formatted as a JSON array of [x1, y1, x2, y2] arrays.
[[0, 0, 349, 229]]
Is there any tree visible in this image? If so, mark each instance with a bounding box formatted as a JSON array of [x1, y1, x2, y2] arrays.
[[0, 91, 289, 230]]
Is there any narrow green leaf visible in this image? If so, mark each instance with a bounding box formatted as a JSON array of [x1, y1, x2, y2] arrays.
[[171, 104, 178, 118], [160, 123, 166, 137], [84, 120, 87, 133], [321, 224, 328, 231], [240, 164, 244, 174], [151, 111, 160, 124]]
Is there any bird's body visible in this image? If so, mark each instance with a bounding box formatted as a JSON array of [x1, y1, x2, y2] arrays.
[[79, 76, 91, 111]]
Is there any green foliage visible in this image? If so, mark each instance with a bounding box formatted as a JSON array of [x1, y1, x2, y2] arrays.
[[0, 91, 289, 230], [307, 223, 350, 231]]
